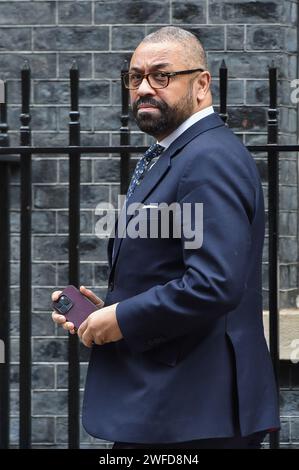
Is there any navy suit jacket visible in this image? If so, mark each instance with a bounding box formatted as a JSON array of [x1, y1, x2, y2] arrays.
[[82, 112, 280, 444]]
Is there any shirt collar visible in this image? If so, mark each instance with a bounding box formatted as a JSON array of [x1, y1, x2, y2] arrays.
[[158, 106, 214, 150]]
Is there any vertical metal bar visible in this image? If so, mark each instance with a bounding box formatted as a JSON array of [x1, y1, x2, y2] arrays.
[[19, 61, 32, 449], [68, 61, 81, 449], [267, 63, 280, 449], [120, 60, 130, 195], [219, 59, 228, 124], [0, 81, 10, 449]]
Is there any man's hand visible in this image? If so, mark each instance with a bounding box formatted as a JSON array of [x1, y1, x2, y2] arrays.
[[51, 285, 104, 335], [78, 303, 123, 348]]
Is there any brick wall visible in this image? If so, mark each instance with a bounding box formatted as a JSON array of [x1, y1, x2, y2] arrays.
[[275, 361, 299, 448], [0, 0, 298, 448]]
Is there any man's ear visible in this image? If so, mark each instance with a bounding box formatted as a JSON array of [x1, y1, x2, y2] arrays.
[[196, 71, 211, 102]]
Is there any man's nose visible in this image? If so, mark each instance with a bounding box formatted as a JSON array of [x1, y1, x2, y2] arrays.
[[137, 77, 156, 96]]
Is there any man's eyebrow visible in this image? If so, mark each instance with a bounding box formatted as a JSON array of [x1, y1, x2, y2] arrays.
[[129, 63, 172, 71]]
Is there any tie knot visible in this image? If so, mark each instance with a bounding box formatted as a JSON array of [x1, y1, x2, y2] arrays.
[[144, 143, 164, 162], [125, 143, 164, 200]]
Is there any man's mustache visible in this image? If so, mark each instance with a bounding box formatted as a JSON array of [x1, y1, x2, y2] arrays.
[[132, 98, 166, 111]]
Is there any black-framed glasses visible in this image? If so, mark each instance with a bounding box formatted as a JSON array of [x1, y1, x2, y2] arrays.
[[122, 68, 205, 90]]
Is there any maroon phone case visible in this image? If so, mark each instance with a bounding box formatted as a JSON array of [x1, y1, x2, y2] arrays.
[[52, 285, 98, 330]]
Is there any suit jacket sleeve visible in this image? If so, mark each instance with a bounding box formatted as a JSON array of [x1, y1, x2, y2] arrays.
[[115, 144, 259, 354]]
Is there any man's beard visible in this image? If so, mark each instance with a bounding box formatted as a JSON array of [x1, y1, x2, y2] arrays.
[[132, 86, 195, 138]]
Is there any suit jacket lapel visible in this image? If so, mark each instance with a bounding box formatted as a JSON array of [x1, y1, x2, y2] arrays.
[[110, 113, 224, 269], [111, 150, 171, 266]]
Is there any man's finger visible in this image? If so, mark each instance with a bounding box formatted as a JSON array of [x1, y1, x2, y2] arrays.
[[51, 290, 63, 302], [62, 321, 75, 332], [77, 318, 88, 340], [80, 285, 104, 307], [81, 327, 94, 348], [52, 311, 66, 324]]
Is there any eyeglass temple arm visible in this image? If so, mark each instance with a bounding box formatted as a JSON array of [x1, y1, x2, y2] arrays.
[[168, 68, 205, 77]]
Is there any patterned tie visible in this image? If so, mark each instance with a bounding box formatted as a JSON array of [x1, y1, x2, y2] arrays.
[[126, 143, 164, 200]]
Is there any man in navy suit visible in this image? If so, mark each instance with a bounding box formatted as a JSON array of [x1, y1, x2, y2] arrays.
[[52, 26, 280, 448]]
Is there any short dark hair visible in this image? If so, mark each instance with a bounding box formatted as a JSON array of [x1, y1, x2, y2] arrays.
[[141, 26, 207, 69]]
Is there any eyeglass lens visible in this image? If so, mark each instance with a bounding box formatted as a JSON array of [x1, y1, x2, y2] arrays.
[[126, 72, 168, 89]]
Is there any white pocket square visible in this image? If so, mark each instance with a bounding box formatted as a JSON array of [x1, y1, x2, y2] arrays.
[[141, 204, 159, 209]]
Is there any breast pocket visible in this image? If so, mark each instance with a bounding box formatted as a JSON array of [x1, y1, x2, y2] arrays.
[[127, 206, 161, 239], [128, 204, 180, 240], [138, 205, 160, 220]]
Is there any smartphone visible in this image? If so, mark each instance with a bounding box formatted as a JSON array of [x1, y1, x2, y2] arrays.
[[52, 285, 98, 330]]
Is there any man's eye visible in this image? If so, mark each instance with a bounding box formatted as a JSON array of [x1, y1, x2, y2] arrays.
[[154, 72, 167, 79], [131, 74, 142, 81]]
